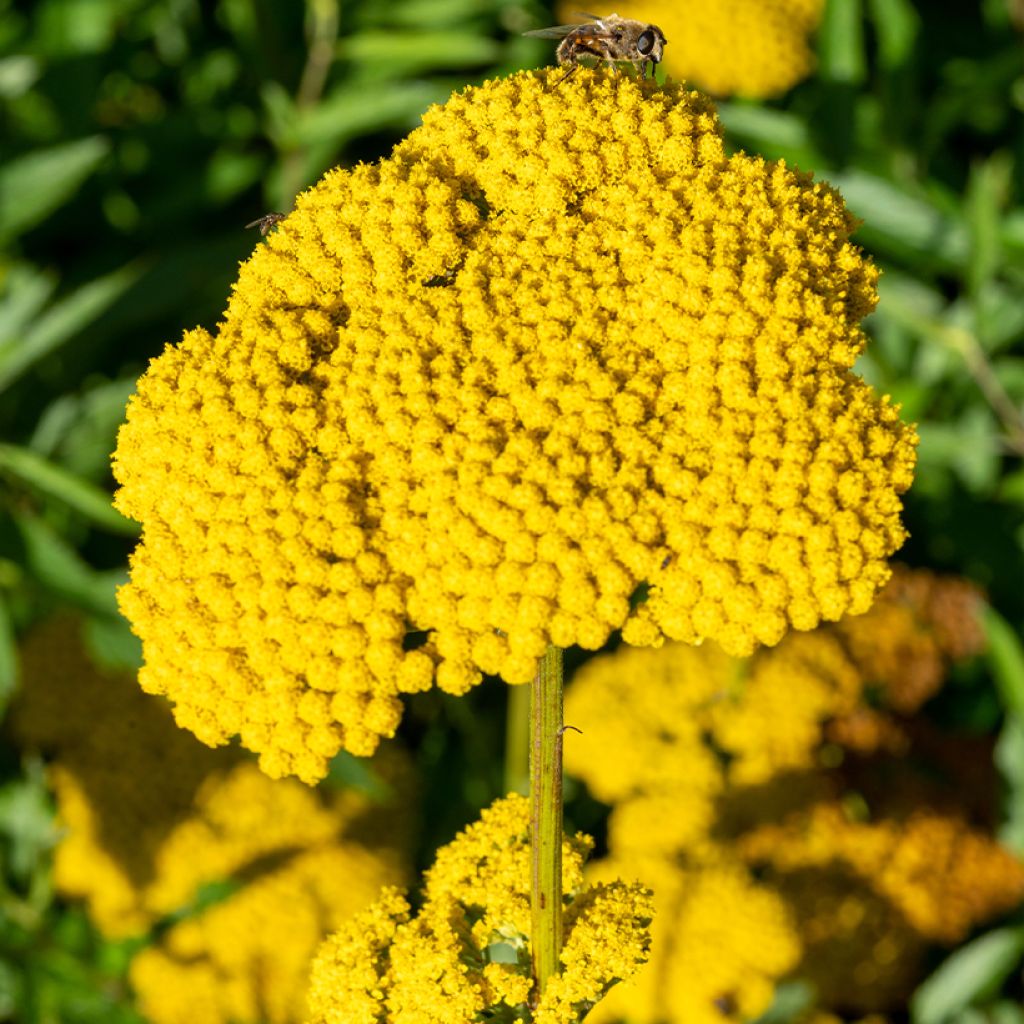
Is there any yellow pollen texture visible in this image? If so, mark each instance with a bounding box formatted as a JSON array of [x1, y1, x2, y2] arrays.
[[113, 69, 915, 781]]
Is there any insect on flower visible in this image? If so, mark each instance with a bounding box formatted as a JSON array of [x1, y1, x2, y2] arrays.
[[524, 12, 667, 85]]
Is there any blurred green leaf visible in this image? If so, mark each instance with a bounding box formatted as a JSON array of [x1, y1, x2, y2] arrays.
[[716, 103, 823, 166], [984, 606, 1024, 721], [974, 281, 1024, 354], [916, 407, 1001, 494], [975, 1002, 1024, 1024], [866, 0, 919, 70], [0, 591, 17, 717], [0, 136, 109, 243], [355, 0, 497, 29], [0, 55, 40, 99], [965, 154, 1012, 299], [0, 264, 142, 394], [13, 513, 123, 619], [0, 958, 17, 1021], [294, 80, 447, 149], [0, 264, 56, 341], [83, 613, 140, 673], [0, 761, 56, 883], [819, 0, 867, 85], [339, 31, 501, 78], [0, 444, 136, 536], [995, 716, 1024, 852], [750, 981, 815, 1023], [29, 376, 136, 482], [911, 928, 1024, 1024], [830, 170, 971, 269]]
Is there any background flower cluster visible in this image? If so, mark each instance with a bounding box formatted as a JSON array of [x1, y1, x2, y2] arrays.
[[0, 1, 1022, 1022]]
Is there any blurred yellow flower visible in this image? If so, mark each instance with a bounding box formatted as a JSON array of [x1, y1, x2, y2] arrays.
[[305, 793, 652, 1024], [11, 617, 411, 1024], [584, 856, 799, 1024], [563, 567, 1022, 1017], [555, 0, 825, 97], [114, 68, 914, 782]]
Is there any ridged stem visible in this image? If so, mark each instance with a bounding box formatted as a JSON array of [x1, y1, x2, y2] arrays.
[[530, 644, 564, 1000]]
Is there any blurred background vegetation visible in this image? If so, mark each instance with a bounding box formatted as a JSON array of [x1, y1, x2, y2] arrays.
[[0, 0, 1022, 1021]]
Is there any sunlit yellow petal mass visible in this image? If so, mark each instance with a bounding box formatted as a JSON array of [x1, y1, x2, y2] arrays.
[[114, 69, 915, 781]]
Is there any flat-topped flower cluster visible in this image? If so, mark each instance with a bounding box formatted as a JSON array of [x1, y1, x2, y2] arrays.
[[114, 69, 915, 781]]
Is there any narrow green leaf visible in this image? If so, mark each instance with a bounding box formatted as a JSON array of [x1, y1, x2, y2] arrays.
[[983, 606, 1024, 721], [966, 154, 1011, 299], [0, 136, 110, 242], [819, 0, 867, 85], [0, 591, 17, 717], [866, 0, 919, 70], [715, 103, 823, 166], [296, 81, 447, 149], [339, 31, 500, 76], [0, 444, 137, 536], [911, 928, 1024, 1024], [0, 263, 56, 341], [0, 263, 142, 393], [14, 513, 122, 618]]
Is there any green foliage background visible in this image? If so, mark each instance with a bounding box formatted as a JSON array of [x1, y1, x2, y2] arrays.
[[0, 0, 1022, 1021]]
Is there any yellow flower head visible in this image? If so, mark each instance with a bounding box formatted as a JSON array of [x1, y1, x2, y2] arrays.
[[566, 566, 982, 807], [741, 802, 1024, 1010], [305, 793, 653, 1024], [554, 0, 825, 97], [114, 69, 914, 781], [584, 857, 800, 1024], [10, 617, 411, 1024]]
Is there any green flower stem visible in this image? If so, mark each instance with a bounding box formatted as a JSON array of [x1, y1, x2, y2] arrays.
[[505, 680, 530, 795], [530, 644, 564, 1000]]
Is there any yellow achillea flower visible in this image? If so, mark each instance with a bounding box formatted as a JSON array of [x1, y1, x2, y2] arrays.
[[584, 856, 799, 1024], [566, 566, 985, 807], [10, 618, 410, 1024], [305, 793, 653, 1024], [563, 567, 1022, 1018], [741, 803, 1024, 1011], [554, 0, 825, 96], [114, 69, 914, 782]]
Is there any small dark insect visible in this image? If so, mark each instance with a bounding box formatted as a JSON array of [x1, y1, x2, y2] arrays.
[[245, 212, 286, 235], [524, 12, 667, 85]]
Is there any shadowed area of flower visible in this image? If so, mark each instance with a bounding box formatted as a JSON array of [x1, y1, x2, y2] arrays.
[[114, 68, 915, 782]]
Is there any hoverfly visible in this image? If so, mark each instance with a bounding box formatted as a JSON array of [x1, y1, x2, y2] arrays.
[[524, 12, 667, 85]]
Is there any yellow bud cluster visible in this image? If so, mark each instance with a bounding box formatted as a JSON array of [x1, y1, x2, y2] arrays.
[[114, 69, 913, 781], [305, 793, 653, 1024], [10, 617, 410, 1024], [562, 0, 825, 97], [563, 567, 1021, 1017]]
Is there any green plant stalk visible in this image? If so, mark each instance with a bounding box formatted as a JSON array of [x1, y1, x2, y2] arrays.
[[530, 644, 564, 1000], [505, 680, 530, 795]]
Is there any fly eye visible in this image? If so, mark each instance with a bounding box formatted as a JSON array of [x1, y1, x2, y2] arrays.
[[636, 29, 655, 55]]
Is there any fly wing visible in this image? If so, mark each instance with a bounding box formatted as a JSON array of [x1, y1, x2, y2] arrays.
[[523, 24, 582, 39]]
